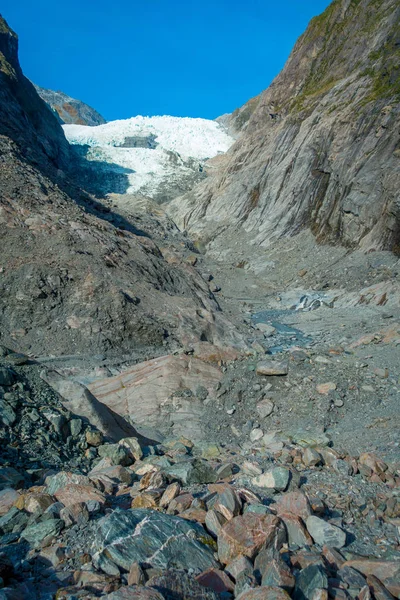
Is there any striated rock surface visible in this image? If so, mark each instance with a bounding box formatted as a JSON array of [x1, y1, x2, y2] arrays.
[[34, 84, 107, 126], [169, 0, 400, 253], [88, 354, 224, 441]]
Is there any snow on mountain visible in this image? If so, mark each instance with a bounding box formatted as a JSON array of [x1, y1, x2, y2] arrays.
[[63, 116, 234, 201]]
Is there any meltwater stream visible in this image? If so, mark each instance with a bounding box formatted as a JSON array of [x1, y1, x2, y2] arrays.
[[251, 309, 313, 354]]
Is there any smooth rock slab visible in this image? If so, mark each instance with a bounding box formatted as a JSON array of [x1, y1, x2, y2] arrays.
[[306, 516, 346, 549], [218, 512, 282, 564], [0, 488, 19, 516], [94, 509, 218, 572]]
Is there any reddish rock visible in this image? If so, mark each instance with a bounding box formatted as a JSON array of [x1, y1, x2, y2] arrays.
[[54, 483, 106, 507], [167, 493, 193, 514], [196, 568, 235, 593], [316, 382, 337, 395], [0, 488, 19, 515], [359, 453, 388, 474], [274, 491, 311, 520], [321, 546, 345, 570], [179, 507, 207, 524], [131, 493, 159, 509], [217, 512, 282, 564], [342, 559, 400, 583]]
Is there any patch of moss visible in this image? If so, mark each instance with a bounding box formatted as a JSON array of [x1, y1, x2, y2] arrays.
[[361, 22, 400, 104]]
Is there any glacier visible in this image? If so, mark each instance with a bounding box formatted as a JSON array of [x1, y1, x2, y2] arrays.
[[63, 115, 234, 201]]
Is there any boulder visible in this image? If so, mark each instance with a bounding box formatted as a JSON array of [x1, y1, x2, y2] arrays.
[[256, 361, 288, 376], [88, 355, 223, 441], [306, 516, 346, 548], [218, 512, 283, 564], [94, 509, 218, 572]]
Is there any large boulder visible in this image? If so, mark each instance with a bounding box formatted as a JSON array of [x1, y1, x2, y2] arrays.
[[88, 355, 223, 441], [93, 509, 219, 572]]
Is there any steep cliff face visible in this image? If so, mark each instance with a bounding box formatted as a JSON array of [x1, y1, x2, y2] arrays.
[[169, 0, 400, 252], [34, 84, 107, 126], [0, 16, 70, 171]]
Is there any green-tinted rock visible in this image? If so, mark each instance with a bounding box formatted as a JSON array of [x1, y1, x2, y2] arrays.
[[94, 509, 218, 572], [164, 459, 217, 485], [21, 518, 64, 548]]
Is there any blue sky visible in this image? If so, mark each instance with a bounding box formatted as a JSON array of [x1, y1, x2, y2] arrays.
[[2, 0, 332, 121]]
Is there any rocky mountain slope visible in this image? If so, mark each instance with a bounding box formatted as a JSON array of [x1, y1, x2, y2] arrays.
[[0, 14, 240, 358], [169, 0, 400, 253], [34, 84, 107, 126], [63, 116, 234, 201]]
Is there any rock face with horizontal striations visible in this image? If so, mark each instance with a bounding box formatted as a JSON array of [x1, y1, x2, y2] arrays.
[[169, 0, 400, 253]]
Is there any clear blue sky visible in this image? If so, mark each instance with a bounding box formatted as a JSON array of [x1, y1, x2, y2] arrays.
[[2, 0, 332, 121]]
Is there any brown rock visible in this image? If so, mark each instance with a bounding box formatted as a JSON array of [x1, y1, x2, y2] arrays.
[[217, 512, 283, 564], [54, 484, 106, 507], [0, 488, 19, 516], [128, 563, 146, 587], [18, 492, 55, 514], [60, 502, 89, 527], [302, 447, 323, 467], [225, 556, 253, 581], [196, 568, 235, 593], [159, 482, 181, 508], [359, 453, 388, 474], [316, 382, 337, 395], [179, 507, 207, 523], [103, 585, 164, 599], [167, 493, 193, 514], [261, 558, 295, 591], [321, 546, 345, 570], [85, 429, 103, 447], [131, 493, 159, 509], [274, 491, 311, 520], [342, 559, 400, 584]]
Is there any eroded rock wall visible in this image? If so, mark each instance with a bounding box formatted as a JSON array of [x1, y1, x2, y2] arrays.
[[169, 0, 400, 252]]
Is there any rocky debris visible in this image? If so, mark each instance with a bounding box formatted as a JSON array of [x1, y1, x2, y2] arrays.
[[0, 415, 399, 598]]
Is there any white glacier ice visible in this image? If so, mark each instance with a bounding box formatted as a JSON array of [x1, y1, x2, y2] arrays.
[[63, 115, 234, 200]]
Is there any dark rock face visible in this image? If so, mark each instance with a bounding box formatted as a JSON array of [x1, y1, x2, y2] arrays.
[[0, 15, 70, 172], [170, 0, 400, 253], [34, 84, 107, 126]]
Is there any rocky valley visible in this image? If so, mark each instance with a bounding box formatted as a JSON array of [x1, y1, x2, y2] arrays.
[[0, 1, 399, 599]]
